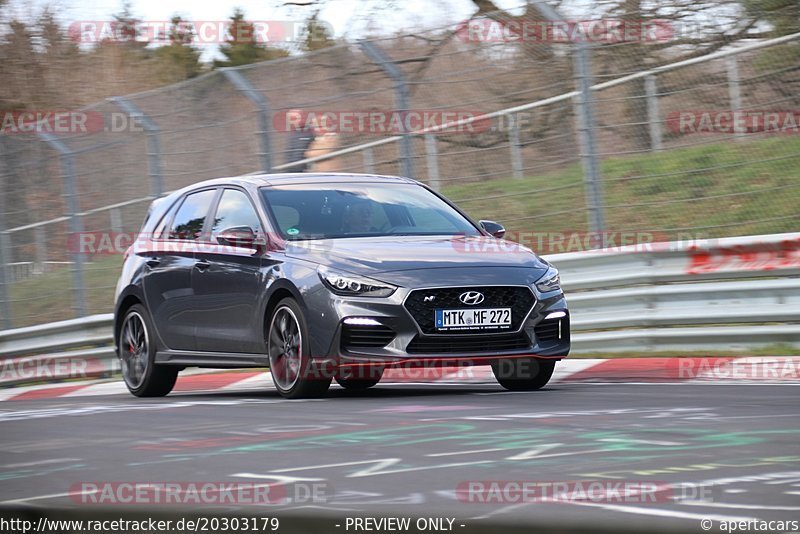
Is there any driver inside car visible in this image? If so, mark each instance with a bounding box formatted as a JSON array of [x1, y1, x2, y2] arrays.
[[341, 199, 376, 234]]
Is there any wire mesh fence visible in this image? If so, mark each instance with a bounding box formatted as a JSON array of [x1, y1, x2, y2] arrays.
[[1, 10, 799, 328]]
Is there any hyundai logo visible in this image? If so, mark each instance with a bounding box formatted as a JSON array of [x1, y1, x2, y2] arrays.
[[459, 291, 485, 306]]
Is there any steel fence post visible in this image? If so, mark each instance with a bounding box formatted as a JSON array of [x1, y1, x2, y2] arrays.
[[727, 57, 746, 141], [220, 68, 273, 173], [0, 231, 10, 329], [508, 114, 524, 180], [359, 40, 415, 179], [645, 74, 663, 151], [424, 134, 441, 192], [34, 225, 46, 275], [362, 147, 376, 173], [38, 132, 86, 318], [110, 207, 123, 235], [533, 1, 605, 238], [574, 42, 606, 237], [0, 138, 11, 328], [109, 97, 165, 196]]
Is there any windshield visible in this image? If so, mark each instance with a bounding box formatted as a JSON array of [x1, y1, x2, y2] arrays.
[[260, 182, 481, 240]]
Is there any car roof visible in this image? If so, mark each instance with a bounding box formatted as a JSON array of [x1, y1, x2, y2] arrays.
[[146, 173, 425, 231], [176, 172, 420, 193]]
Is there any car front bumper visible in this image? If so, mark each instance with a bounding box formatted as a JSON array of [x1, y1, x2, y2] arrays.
[[304, 279, 570, 370]]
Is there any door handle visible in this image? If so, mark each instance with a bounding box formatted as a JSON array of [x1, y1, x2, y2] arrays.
[[194, 260, 211, 271], [145, 258, 160, 268]]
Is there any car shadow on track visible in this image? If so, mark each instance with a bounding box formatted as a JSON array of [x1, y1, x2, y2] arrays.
[[174, 383, 567, 400]]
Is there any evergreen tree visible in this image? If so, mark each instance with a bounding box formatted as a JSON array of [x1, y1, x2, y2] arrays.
[[214, 8, 290, 68], [302, 12, 336, 52], [153, 15, 202, 82]]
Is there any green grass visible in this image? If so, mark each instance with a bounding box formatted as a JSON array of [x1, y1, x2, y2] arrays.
[[445, 136, 800, 241], [8, 255, 121, 327]]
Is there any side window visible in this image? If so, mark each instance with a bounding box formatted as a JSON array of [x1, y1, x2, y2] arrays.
[[168, 189, 217, 241], [211, 189, 262, 238], [152, 200, 179, 239]]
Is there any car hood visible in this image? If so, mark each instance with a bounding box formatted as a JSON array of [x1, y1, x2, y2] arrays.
[[283, 235, 550, 279]]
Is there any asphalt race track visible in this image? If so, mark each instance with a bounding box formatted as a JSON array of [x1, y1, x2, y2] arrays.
[[1, 380, 799, 533]]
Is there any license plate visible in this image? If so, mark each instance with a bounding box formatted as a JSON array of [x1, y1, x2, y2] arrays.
[[435, 308, 512, 331]]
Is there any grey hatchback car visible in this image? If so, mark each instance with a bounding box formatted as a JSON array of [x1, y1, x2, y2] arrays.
[[114, 173, 570, 398]]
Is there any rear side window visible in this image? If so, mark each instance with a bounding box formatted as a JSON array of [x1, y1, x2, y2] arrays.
[[151, 199, 178, 239], [211, 189, 262, 237], [168, 189, 217, 240]]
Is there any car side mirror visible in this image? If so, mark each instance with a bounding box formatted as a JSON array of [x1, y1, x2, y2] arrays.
[[216, 226, 264, 248], [479, 220, 506, 239]]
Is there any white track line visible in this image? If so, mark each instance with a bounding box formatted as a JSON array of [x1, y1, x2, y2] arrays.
[[680, 500, 800, 511]]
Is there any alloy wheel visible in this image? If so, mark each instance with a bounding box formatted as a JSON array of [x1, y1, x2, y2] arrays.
[[121, 311, 149, 389], [268, 306, 303, 391]]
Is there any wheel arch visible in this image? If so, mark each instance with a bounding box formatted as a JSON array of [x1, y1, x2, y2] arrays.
[[262, 280, 307, 333], [114, 287, 145, 348]]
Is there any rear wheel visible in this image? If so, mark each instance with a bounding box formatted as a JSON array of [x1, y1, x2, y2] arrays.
[[119, 304, 178, 397], [491, 358, 555, 391], [267, 298, 331, 398], [335, 367, 383, 390]]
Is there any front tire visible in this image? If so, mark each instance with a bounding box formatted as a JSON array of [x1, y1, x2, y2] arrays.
[[119, 304, 178, 397], [267, 298, 331, 398], [492, 358, 555, 391]]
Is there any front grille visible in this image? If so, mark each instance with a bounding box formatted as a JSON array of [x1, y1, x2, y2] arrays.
[[534, 316, 569, 343], [406, 331, 532, 354], [404, 286, 535, 335], [341, 324, 396, 351]]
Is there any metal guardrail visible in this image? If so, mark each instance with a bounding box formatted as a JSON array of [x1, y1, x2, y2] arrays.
[[0, 232, 798, 386], [0, 314, 116, 386], [562, 232, 800, 352]]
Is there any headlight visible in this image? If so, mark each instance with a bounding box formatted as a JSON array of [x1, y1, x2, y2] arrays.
[[318, 267, 396, 297], [535, 267, 561, 293]]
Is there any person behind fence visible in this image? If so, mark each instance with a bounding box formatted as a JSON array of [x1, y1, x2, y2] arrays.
[[307, 131, 340, 172], [285, 109, 316, 172]]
